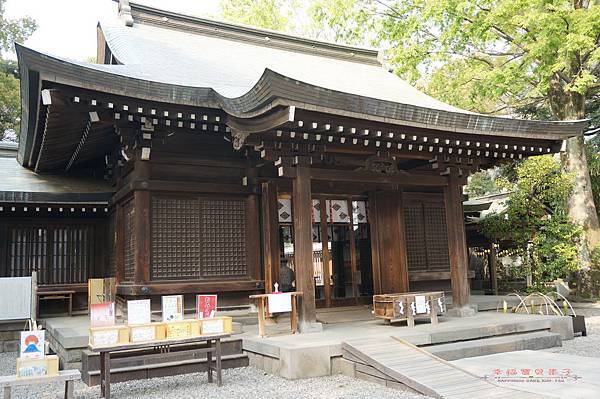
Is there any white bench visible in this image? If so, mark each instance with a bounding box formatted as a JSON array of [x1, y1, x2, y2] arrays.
[[0, 369, 81, 399]]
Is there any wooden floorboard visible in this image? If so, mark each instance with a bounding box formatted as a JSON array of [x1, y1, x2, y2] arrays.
[[342, 337, 545, 399]]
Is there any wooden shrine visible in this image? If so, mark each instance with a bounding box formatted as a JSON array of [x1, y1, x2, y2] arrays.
[[0, 1, 587, 331]]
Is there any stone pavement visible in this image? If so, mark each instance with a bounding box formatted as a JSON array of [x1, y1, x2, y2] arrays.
[[452, 350, 600, 398]]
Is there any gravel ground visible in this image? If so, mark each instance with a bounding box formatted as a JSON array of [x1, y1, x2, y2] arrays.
[[544, 305, 600, 358], [0, 352, 428, 399]]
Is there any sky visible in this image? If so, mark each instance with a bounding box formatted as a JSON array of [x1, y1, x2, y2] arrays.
[[4, 0, 221, 61]]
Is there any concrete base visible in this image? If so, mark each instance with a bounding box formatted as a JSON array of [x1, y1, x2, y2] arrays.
[[298, 321, 323, 333], [242, 310, 573, 379], [446, 305, 478, 317], [0, 322, 24, 353]]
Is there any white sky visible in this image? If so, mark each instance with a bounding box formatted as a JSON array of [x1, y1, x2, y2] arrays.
[[4, 0, 221, 61]]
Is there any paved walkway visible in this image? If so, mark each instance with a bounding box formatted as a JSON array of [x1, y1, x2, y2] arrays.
[[453, 350, 600, 398]]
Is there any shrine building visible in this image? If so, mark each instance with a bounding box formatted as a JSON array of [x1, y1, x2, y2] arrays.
[[0, 1, 587, 330]]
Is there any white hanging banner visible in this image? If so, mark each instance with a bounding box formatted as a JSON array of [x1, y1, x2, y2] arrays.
[[415, 295, 427, 314], [267, 293, 292, 313]]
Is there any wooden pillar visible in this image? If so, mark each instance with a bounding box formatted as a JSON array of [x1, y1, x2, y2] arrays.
[[261, 182, 280, 293], [444, 172, 471, 309], [133, 151, 151, 286], [114, 204, 124, 284], [292, 165, 317, 329], [368, 192, 382, 294], [133, 190, 151, 285], [489, 241, 498, 296], [319, 195, 332, 307]]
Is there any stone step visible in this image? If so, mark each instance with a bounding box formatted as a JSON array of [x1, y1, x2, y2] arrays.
[[423, 331, 562, 361]]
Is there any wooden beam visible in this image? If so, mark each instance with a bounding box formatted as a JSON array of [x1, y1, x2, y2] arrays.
[[279, 166, 448, 187], [261, 182, 280, 293], [444, 170, 471, 309], [292, 165, 318, 330]]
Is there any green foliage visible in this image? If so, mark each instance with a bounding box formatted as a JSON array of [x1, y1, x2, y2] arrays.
[[465, 170, 498, 198], [378, 1, 600, 119], [0, 0, 36, 141], [0, 0, 35, 53], [591, 245, 600, 270], [481, 155, 581, 284], [0, 59, 20, 141], [307, 0, 379, 45], [219, 0, 289, 31]]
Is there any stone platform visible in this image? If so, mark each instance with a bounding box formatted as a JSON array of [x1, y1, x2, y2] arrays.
[[242, 309, 574, 379]]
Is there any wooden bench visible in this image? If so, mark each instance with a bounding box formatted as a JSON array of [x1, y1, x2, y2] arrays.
[[37, 290, 75, 318], [0, 369, 81, 399], [89, 333, 229, 399]]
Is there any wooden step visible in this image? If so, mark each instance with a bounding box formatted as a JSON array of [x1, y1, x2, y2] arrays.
[[424, 331, 562, 361], [83, 353, 248, 386]]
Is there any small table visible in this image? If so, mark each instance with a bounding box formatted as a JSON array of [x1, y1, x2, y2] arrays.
[[249, 292, 302, 337], [89, 333, 230, 399], [37, 290, 75, 318]]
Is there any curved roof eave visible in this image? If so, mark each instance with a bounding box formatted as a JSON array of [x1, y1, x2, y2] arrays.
[[16, 44, 587, 153]]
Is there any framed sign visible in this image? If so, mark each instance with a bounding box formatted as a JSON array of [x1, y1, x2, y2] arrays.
[[90, 302, 115, 328], [127, 299, 151, 325], [20, 330, 45, 359], [162, 295, 184, 322], [196, 295, 217, 319]]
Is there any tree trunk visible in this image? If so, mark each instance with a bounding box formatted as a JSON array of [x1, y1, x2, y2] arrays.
[[564, 134, 600, 259]]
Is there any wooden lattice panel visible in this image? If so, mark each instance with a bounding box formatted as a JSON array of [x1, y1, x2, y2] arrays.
[[151, 197, 202, 280], [404, 203, 428, 271], [424, 203, 450, 270], [123, 200, 135, 281], [200, 199, 247, 277], [5, 224, 93, 284], [404, 199, 450, 272], [7, 226, 49, 282]]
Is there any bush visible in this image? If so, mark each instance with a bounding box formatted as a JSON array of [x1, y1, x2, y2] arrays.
[[592, 246, 600, 270]]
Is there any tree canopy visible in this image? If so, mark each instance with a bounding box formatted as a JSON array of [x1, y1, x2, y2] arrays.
[[481, 155, 581, 286], [0, 0, 36, 141]]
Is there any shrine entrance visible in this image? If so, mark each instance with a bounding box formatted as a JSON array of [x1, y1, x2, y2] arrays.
[[277, 195, 374, 308]]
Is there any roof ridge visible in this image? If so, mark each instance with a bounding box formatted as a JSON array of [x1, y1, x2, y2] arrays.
[[125, 1, 382, 66]]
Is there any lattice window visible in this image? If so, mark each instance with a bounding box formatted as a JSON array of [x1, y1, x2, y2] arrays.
[[123, 200, 135, 281], [8, 227, 48, 282], [404, 199, 450, 272], [404, 204, 428, 271], [5, 224, 93, 284], [424, 204, 450, 270], [200, 199, 247, 277], [150, 197, 248, 280], [152, 197, 202, 280]]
